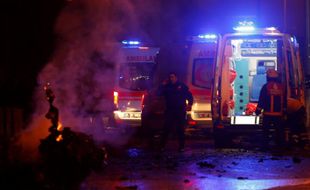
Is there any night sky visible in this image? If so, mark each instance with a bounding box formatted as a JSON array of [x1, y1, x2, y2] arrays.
[[1, 0, 307, 112], [2, 0, 64, 108]]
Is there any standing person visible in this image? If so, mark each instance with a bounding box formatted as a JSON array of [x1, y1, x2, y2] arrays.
[[158, 72, 193, 152], [255, 69, 285, 149]]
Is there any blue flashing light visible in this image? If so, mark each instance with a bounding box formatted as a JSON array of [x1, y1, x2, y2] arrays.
[[198, 34, 217, 39], [122, 40, 141, 45], [233, 21, 255, 32], [265, 27, 277, 31], [233, 25, 255, 32]]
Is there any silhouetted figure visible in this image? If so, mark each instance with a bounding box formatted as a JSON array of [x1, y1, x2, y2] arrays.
[[158, 72, 193, 152], [255, 69, 285, 148]]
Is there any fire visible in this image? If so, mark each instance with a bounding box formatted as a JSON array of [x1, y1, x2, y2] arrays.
[[57, 122, 63, 131], [56, 134, 63, 142], [56, 123, 63, 142]]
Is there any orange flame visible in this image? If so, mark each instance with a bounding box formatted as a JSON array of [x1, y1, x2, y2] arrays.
[[56, 134, 63, 142], [57, 122, 63, 131]]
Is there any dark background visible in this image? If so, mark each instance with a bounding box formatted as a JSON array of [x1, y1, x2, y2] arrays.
[[1, 0, 65, 109], [1, 0, 308, 111]]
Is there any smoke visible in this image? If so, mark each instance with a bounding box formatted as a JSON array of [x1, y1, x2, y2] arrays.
[[18, 0, 160, 153]]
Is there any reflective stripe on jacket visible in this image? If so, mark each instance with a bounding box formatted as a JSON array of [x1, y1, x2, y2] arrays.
[[257, 81, 284, 116]]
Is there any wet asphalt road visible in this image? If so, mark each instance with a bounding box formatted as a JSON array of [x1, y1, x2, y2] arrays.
[[80, 130, 310, 190]]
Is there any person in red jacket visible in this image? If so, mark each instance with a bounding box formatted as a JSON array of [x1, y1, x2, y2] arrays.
[[255, 69, 285, 148]]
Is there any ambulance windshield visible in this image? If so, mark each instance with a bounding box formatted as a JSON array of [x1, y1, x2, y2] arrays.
[[119, 62, 155, 91]]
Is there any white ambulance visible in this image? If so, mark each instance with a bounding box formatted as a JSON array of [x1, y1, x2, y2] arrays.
[[186, 34, 220, 129], [211, 22, 306, 146], [113, 40, 159, 128]]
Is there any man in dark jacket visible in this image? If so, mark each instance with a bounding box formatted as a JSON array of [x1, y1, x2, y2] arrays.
[[158, 72, 193, 152], [255, 69, 285, 148]]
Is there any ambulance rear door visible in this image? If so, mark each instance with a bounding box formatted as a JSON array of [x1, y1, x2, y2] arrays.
[[186, 34, 220, 127]]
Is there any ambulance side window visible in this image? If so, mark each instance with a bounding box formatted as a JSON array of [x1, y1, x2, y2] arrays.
[[192, 58, 213, 89]]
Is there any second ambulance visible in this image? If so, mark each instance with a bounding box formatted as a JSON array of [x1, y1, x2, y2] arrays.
[[186, 34, 220, 129], [113, 40, 159, 128]]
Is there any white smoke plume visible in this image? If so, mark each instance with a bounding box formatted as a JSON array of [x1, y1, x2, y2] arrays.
[[20, 0, 160, 152]]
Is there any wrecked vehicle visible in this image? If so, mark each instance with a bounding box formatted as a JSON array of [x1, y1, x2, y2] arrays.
[[39, 83, 107, 189]]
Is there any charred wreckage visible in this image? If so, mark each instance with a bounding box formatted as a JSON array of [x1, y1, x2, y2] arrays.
[[38, 83, 107, 189]]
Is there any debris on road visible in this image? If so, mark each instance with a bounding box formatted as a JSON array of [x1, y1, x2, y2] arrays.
[[292, 156, 302, 163], [196, 161, 216, 169], [237, 177, 249, 180]]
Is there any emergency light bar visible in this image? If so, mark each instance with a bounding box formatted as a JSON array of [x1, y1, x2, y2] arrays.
[[265, 27, 277, 31], [233, 21, 255, 32], [189, 33, 218, 43], [198, 34, 217, 39], [122, 40, 141, 45]]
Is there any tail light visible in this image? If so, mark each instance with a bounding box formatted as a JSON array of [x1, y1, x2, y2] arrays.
[[113, 91, 118, 108], [141, 91, 150, 109], [188, 120, 197, 126], [141, 94, 145, 108]]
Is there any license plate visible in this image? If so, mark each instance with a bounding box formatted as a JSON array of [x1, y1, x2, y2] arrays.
[[231, 116, 260, 125]]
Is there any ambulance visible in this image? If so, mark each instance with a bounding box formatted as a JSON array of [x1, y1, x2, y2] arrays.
[[113, 40, 159, 128], [211, 22, 306, 146], [186, 34, 220, 129]]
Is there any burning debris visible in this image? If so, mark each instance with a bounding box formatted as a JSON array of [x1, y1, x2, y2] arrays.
[[38, 83, 107, 189]]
